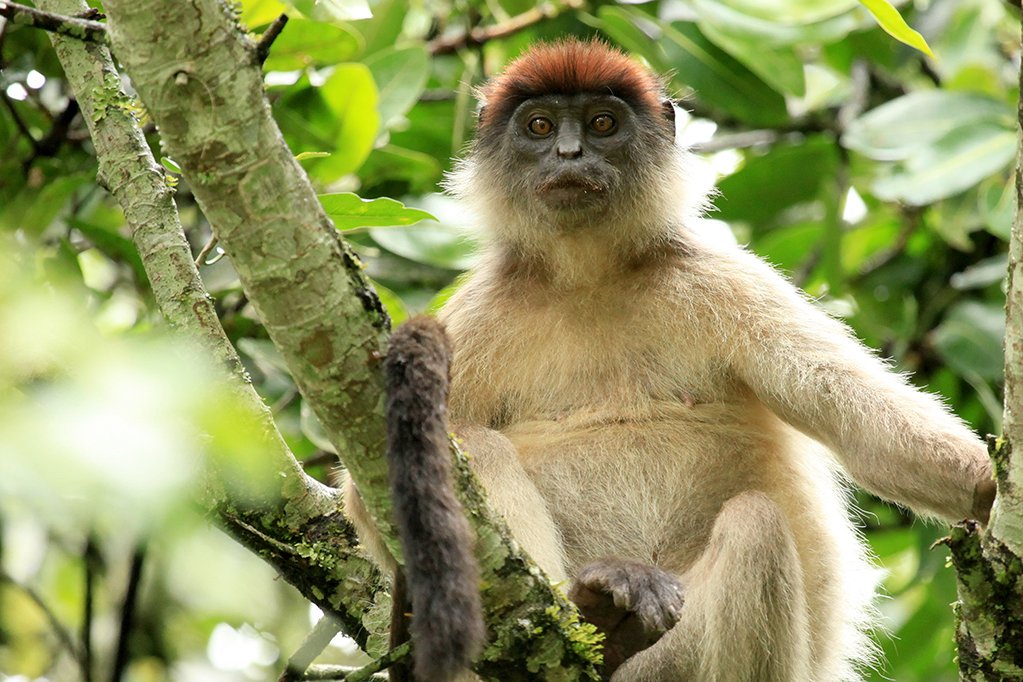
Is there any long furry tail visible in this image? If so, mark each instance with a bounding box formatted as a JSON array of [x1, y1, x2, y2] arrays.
[[384, 316, 485, 681]]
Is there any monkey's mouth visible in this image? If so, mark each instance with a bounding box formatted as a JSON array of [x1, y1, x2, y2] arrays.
[[536, 175, 606, 207]]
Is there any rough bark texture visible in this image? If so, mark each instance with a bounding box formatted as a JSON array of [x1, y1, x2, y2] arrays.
[[98, 1, 601, 677], [101, 0, 401, 555], [38, 0, 385, 648], [948, 15, 1023, 681]]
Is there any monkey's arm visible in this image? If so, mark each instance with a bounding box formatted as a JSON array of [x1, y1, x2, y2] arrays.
[[729, 254, 994, 522]]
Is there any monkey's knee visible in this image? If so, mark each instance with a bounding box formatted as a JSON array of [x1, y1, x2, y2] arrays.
[[698, 490, 812, 680]]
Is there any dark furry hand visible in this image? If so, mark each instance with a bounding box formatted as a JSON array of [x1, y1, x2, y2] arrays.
[[568, 558, 684, 678]]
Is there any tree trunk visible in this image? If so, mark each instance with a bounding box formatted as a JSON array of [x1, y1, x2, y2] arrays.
[[947, 14, 1023, 681]]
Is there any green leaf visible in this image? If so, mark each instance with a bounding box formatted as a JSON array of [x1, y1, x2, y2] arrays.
[[369, 224, 477, 271], [320, 193, 435, 231], [582, 8, 670, 71], [713, 137, 839, 224], [690, 0, 861, 45], [932, 301, 1005, 382], [588, 8, 787, 125], [949, 254, 1007, 291], [359, 145, 443, 196], [67, 217, 148, 286], [318, 64, 380, 178], [698, 21, 806, 96], [365, 46, 431, 129], [843, 90, 1013, 161], [979, 175, 1014, 241], [857, 0, 934, 58], [0, 172, 91, 234], [715, 0, 859, 24], [240, 0, 289, 28], [872, 123, 1016, 205], [370, 279, 409, 326], [161, 156, 182, 173], [260, 18, 361, 71], [295, 151, 331, 161], [286, 0, 371, 21], [661, 21, 788, 126]]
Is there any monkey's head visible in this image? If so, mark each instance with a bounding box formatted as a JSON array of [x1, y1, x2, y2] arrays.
[[447, 39, 700, 251]]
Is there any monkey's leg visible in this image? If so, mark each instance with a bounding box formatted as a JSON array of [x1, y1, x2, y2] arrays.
[[612, 491, 811, 682], [456, 426, 568, 583]]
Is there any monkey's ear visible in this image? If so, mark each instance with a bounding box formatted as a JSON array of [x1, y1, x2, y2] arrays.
[[660, 100, 676, 137]]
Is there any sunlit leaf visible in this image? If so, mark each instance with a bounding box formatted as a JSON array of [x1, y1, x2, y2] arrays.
[[320, 192, 435, 230], [286, 0, 371, 22], [715, 0, 859, 24], [365, 46, 431, 129], [858, 0, 934, 58], [843, 90, 1012, 161], [371, 279, 409, 325], [932, 301, 1005, 381], [979, 175, 1014, 240], [690, 0, 862, 45], [713, 137, 839, 224], [261, 19, 361, 71], [369, 224, 477, 271], [661, 21, 788, 125], [872, 123, 1015, 205], [239, 0, 289, 28], [295, 151, 331, 161], [698, 21, 806, 96], [316, 64, 380, 178]]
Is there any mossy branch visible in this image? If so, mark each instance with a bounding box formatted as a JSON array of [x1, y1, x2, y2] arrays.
[[0, 0, 107, 43], [36, 0, 385, 651]]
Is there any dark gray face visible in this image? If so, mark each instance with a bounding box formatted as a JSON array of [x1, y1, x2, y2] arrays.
[[493, 93, 673, 214]]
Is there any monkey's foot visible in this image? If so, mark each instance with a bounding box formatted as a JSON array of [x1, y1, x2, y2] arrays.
[[568, 558, 684, 678]]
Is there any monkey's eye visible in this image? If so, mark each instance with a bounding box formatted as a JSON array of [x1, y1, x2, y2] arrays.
[[590, 114, 617, 135], [528, 117, 554, 136]]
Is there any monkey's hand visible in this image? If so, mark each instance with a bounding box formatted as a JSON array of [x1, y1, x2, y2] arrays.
[[568, 558, 684, 679]]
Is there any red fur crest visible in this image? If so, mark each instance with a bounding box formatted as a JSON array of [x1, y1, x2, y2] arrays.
[[478, 39, 668, 133]]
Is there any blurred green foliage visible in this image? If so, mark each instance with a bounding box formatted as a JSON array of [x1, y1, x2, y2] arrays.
[[0, 0, 1016, 679]]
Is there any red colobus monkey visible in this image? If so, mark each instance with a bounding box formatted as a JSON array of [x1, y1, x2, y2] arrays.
[[345, 39, 996, 682]]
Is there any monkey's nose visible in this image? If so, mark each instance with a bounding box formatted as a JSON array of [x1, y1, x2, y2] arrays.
[[557, 141, 583, 159]]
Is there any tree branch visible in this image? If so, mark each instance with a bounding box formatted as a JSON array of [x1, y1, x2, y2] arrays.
[[947, 10, 1023, 679], [428, 0, 585, 55], [0, 569, 84, 667], [255, 13, 288, 65], [0, 1, 106, 43], [37, 0, 386, 653]]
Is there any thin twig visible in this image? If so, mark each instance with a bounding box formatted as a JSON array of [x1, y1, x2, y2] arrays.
[[279, 615, 344, 681], [255, 13, 288, 65], [292, 642, 410, 680], [34, 98, 80, 158], [428, 0, 584, 55], [690, 130, 778, 154], [0, 1, 107, 44], [0, 569, 84, 665], [1, 89, 38, 149], [195, 235, 219, 267], [82, 534, 99, 682], [110, 545, 146, 682]]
